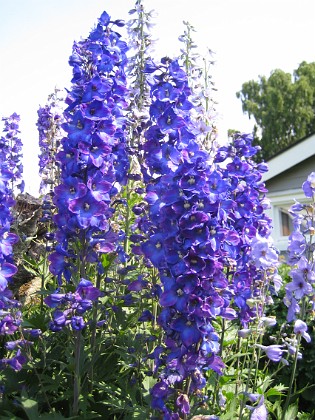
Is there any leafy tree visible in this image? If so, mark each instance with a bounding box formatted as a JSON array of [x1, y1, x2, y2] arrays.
[[236, 61, 315, 161]]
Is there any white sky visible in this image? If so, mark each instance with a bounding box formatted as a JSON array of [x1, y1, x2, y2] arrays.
[[0, 0, 314, 195]]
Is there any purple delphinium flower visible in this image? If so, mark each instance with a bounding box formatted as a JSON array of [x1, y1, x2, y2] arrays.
[[37, 89, 64, 195], [48, 12, 129, 287], [302, 172, 315, 198], [283, 174, 315, 325], [140, 56, 277, 416], [256, 344, 285, 362], [0, 121, 30, 370], [250, 235, 279, 270], [45, 278, 102, 332], [0, 113, 24, 194], [294, 319, 311, 343], [245, 394, 268, 420]]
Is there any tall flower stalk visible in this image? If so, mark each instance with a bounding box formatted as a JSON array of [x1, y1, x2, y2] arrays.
[[49, 10, 129, 287], [140, 58, 226, 418], [1, 113, 24, 195], [280, 172, 315, 417], [45, 11, 129, 415], [139, 53, 282, 417], [36, 89, 64, 308], [37, 88, 64, 196], [0, 114, 27, 371], [179, 21, 218, 155]]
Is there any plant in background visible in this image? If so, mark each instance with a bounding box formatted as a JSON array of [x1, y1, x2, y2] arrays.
[[37, 88, 64, 196], [0, 115, 38, 376], [275, 171, 315, 418], [179, 21, 218, 156], [0, 113, 24, 195]]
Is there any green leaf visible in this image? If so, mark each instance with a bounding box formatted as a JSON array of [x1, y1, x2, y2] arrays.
[[20, 395, 39, 420], [266, 384, 287, 397], [283, 404, 299, 420]]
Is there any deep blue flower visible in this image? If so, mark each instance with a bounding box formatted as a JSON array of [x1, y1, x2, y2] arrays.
[[157, 108, 185, 132], [62, 110, 94, 145], [68, 192, 108, 228], [82, 75, 113, 102], [0, 263, 18, 292], [71, 316, 85, 331], [142, 233, 167, 268], [171, 317, 201, 348]]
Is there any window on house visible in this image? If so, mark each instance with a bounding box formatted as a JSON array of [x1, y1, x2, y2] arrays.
[[280, 208, 293, 236]]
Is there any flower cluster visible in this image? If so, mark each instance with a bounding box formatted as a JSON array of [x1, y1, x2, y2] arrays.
[[0, 113, 24, 194], [178, 21, 218, 155], [0, 115, 26, 370], [284, 172, 315, 324], [48, 11, 129, 286], [126, 0, 155, 118], [137, 58, 278, 417], [37, 88, 64, 195], [45, 278, 102, 332], [135, 55, 278, 417]]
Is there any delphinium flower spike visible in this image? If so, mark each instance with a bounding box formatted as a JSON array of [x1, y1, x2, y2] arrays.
[[43, 11, 130, 416], [280, 172, 315, 417], [141, 57, 228, 418], [140, 53, 282, 416], [48, 11, 129, 288], [0, 113, 24, 194], [0, 116, 28, 371], [37, 88, 64, 196], [178, 21, 218, 155]]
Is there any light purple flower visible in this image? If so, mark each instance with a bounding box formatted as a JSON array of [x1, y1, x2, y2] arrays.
[[246, 394, 268, 420], [294, 319, 311, 343], [250, 235, 278, 269], [256, 344, 285, 362], [302, 172, 315, 197]]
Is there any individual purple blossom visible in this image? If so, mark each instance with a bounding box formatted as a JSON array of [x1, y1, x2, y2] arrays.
[[284, 295, 300, 322], [246, 394, 268, 420], [0, 349, 27, 371], [302, 172, 315, 197], [285, 275, 312, 300], [238, 328, 252, 338], [256, 344, 285, 362], [294, 319, 311, 343], [176, 393, 190, 416], [250, 235, 279, 269], [71, 316, 85, 331]]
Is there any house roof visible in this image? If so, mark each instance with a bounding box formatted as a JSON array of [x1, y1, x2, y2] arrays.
[[262, 132, 315, 182]]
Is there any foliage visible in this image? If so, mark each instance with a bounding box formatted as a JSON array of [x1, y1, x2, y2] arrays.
[[236, 61, 315, 161], [0, 2, 314, 419]]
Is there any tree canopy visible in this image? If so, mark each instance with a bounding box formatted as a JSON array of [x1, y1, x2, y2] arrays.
[[236, 61, 315, 161]]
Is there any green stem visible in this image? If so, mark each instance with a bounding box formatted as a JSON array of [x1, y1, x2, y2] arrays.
[[73, 331, 82, 416], [123, 183, 131, 256], [89, 272, 101, 391], [281, 335, 301, 419], [212, 318, 225, 410], [239, 341, 258, 419], [235, 336, 241, 397]]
